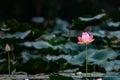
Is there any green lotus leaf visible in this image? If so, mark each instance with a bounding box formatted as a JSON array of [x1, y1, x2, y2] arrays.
[[33, 41, 52, 49], [0, 30, 31, 39], [89, 48, 118, 62]]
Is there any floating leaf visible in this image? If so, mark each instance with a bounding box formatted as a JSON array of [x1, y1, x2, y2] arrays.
[[40, 34, 56, 40], [13, 30, 31, 39], [64, 42, 80, 51], [21, 51, 31, 63], [70, 48, 118, 66], [79, 13, 106, 22], [107, 21, 120, 27], [52, 44, 64, 50], [33, 41, 52, 49], [21, 41, 52, 49], [89, 48, 118, 63], [46, 54, 72, 61], [104, 72, 120, 80], [91, 30, 105, 38], [0, 30, 31, 39], [100, 60, 120, 72], [23, 42, 33, 47], [0, 59, 6, 63], [108, 31, 120, 39], [70, 51, 86, 65]]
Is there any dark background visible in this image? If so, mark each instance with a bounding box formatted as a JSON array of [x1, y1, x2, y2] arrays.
[[0, 0, 120, 22]]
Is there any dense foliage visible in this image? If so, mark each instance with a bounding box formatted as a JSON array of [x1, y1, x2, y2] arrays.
[[0, 13, 120, 79]]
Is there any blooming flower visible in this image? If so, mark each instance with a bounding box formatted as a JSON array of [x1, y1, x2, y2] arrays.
[[77, 32, 94, 80], [78, 32, 94, 44], [5, 43, 11, 52]]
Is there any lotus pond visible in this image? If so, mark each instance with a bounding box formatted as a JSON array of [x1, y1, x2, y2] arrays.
[[0, 13, 120, 80]]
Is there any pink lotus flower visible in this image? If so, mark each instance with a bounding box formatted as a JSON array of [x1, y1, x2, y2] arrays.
[[96, 78, 102, 80], [77, 32, 94, 44], [5, 43, 11, 52]]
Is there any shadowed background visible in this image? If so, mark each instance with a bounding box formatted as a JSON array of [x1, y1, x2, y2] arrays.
[[0, 0, 119, 22]]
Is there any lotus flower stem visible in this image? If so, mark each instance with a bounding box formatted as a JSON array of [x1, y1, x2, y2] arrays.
[[77, 32, 94, 80], [5, 43, 11, 80], [85, 44, 88, 80], [8, 52, 11, 79]]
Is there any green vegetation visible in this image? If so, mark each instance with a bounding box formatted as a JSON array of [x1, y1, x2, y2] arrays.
[[0, 13, 120, 79]]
